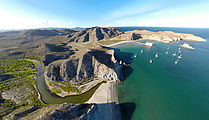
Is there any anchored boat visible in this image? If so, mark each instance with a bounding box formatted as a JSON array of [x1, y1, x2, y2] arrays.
[[155, 53, 158, 58], [150, 59, 153, 63]]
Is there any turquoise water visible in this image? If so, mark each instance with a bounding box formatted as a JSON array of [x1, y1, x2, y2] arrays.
[[114, 27, 209, 120]]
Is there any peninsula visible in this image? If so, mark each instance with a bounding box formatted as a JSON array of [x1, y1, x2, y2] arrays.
[[110, 30, 206, 43]]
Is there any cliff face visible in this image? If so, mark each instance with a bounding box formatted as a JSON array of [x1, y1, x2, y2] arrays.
[[45, 48, 123, 84], [31, 27, 125, 96], [111, 30, 206, 42], [67, 27, 122, 43]]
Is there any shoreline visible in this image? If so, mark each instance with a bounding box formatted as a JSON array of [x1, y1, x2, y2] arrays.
[[104, 40, 133, 47], [85, 81, 118, 104], [85, 81, 119, 120], [85, 40, 133, 119], [24, 59, 46, 104], [87, 40, 130, 104]]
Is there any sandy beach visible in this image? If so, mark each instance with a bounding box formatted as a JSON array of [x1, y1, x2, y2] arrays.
[[85, 40, 129, 120], [86, 81, 117, 103], [85, 81, 119, 120], [105, 40, 133, 47]]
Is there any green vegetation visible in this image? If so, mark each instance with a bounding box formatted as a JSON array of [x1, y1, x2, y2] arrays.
[[77, 77, 94, 85], [0, 99, 25, 118], [79, 85, 86, 91], [48, 81, 79, 93], [0, 59, 37, 92], [52, 88, 61, 94], [0, 59, 37, 73], [0, 58, 46, 118], [0, 58, 41, 94]]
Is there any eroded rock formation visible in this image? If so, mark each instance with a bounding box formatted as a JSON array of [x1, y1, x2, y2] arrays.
[[45, 48, 123, 84]]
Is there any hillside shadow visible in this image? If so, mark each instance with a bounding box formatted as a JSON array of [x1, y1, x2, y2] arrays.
[[42, 102, 136, 120], [87, 48, 133, 81], [8, 51, 24, 56], [14, 106, 40, 119], [0, 73, 14, 81], [88, 49, 115, 69], [109, 47, 134, 80], [119, 102, 136, 120]]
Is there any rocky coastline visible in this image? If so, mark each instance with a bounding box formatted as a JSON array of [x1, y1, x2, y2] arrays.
[[1, 26, 207, 119], [44, 47, 124, 98], [110, 30, 206, 42]]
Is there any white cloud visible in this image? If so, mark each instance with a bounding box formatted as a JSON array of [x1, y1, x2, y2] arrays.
[[0, 9, 73, 30]]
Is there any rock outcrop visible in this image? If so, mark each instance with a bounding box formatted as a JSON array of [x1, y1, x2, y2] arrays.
[[111, 30, 206, 42], [34, 43, 75, 66], [67, 27, 122, 43], [45, 48, 123, 84], [3, 104, 93, 120]]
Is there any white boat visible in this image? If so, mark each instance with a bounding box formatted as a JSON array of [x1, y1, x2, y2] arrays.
[[178, 47, 181, 50], [134, 53, 137, 58], [123, 62, 126, 65], [155, 53, 158, 58], [150, 59, 153, 63], [178, 50, 181, 53], [144, 42, 153, 47], [175, 59, 179, 64], [167, 47, 170, 50], [166, 51, 168, 54], [178, 54, 182, 59], [119, 61, 122, 64], [173, 52, 177, 56], [141, 49, 143, 53]]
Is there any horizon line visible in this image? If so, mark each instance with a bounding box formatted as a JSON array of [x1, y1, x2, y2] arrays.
[[1, 26, 209, 31]]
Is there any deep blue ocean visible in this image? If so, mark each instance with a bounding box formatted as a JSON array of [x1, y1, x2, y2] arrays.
[[113, 27, 209, 120]]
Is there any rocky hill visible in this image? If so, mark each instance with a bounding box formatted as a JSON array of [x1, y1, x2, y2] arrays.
[[44, 46, 123, 96], [67, 27, 122, 43], [111, 30, 206, 42], [34, 43, 75, 66], [45, 48, 122, 82], [23, 29, 76, 37]]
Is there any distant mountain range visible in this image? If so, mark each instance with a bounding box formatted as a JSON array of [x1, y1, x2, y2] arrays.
[[67, 26, 122, 43]]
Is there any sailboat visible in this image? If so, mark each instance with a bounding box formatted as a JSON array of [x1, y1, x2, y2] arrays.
[[166, 51, 168, 54], [178, 54, 182, 59], [155, 53, 158, 58], [173, 52, 177, 56], [134, 53, 137, 58], [175, 59, 179, 64], [150, 59, 153, 63], [141, 49, 143, 53]]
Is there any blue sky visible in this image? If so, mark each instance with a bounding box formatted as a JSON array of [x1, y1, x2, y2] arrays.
[[0, 0, 209, 29]]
